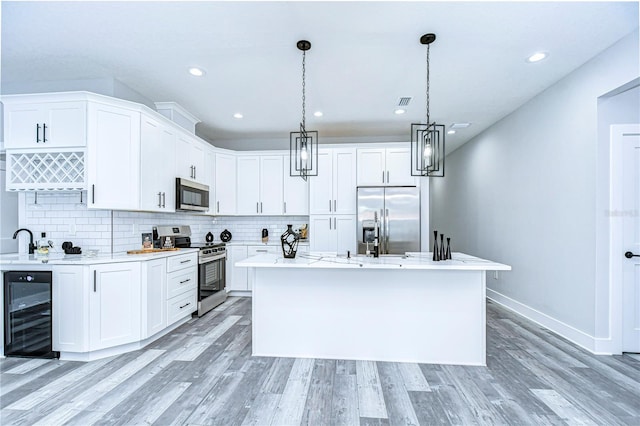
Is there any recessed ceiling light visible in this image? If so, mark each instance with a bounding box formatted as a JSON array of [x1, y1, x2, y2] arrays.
[[189, 67, 205, 76], [233, 113, 243, 119], [314, 111, 323, 117], [394, 109, 406, 115], [447, 130, 456, 135], [526, 52, 548, 63], [450, 122, 471, 129]]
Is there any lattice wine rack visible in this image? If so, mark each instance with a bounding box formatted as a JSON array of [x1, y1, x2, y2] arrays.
[[7, 150, 87, 190]]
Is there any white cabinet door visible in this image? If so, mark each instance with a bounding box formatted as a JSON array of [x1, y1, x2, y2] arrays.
[[140, 115, 176, 212], [227, 245, 248, 291], [309, 216, 335, 252], [87, 103, 140, 210], [89, 262, 142, 351], [260, 155, 284, 215], [236, 156, 261, 215], [309, 150, 333, 214], [357, 148, 386, 186], [4, 101, 87, 149], [52, 266, 88, 353], [283, 157, 309, 215], [175, 134, 205, 181], [335, 215, 357, 255], [214, 153, 237, 215], [385, 147, 414, 186], [333, 148, 356, 214], [143, 258, 167, 339]]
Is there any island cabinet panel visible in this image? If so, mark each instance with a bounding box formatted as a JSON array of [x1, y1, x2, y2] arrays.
[[53, 266, 88, 353], [3, 100, 87, 149], [87, 102, 141, 210], [140, 114, 176, 212], [214, 153, 237, 215], [227, 245, 249, 291], [89, 263, 142, 351], [142, 258, 167, 339]]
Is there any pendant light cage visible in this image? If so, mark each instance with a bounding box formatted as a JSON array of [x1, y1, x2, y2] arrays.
[[411, 33, 445, 177], [290, 40, 318, 181]]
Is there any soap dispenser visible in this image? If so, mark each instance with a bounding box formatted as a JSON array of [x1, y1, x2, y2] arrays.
[[36, 232, 50, 257]]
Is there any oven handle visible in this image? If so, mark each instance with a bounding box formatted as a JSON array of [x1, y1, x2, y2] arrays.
[[198, 253, 227, 264]]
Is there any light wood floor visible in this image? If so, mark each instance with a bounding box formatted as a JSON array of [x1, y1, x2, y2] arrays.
[[1, 297, 639, 425]]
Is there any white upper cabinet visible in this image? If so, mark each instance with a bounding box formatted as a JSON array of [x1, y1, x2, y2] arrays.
[[214, 152, 237, 215], [140, 114, 176, 212], [310, 147, 356, 215], [283, 154, 309, 215], [3, 99, 87, 149], [203, 146, 216, 214], [357, 146, 415, 186], [309, 214, 356, 254], [175, 134, 205, 182], [87, 102, 140, 210], [236, 154, 284, 215]]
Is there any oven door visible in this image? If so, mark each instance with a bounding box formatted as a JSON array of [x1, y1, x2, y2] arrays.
[[198, 255, 226, 300]]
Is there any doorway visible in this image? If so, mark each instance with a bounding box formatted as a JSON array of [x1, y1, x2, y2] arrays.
[[611, 124, 640, 353]]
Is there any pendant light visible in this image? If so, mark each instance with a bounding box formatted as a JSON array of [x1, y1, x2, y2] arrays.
[[290, 40, 318, 181], [411, 33, 445, 177]]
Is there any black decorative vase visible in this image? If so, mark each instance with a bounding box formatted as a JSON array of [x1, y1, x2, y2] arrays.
[[440, 234, 446, 261], [280, 224, 300, 259], [445, 237, 452, 260], [432, 230, 440, 261]]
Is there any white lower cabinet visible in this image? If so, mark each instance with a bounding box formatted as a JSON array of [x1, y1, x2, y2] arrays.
[[89, 262, 142, 351], [309, 215, 357, 254], [166, 252, 198, 326], [227, 245, 249, 292], [52, 266, 87, 353], [143, 258, 167, 339]]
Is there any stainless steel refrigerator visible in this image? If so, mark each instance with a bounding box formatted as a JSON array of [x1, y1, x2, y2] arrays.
[[356, 186, 420, 255]]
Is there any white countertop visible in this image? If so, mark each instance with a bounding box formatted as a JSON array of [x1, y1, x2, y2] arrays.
[[236, 252, 511, 271], [224, 240, 309, 247], [0, 248, 199, 266]]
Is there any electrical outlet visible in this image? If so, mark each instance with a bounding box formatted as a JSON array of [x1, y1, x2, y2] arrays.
[[493, 271, 499, 280]]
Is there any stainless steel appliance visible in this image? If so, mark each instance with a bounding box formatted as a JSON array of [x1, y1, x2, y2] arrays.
[[175, 178, 209, 212], [155, 225, 227, 317], [4, 271, 58, 358], [357, 186, 420, 255]]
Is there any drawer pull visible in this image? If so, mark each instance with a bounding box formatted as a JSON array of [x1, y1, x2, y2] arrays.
[[179, 302, 191, 309], [180, 259, 191, 264], [179, 278, 191, 284], [256, 249, 267, 253]]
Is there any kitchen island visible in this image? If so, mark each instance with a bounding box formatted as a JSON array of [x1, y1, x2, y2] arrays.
[[237, 252, 511, 366]]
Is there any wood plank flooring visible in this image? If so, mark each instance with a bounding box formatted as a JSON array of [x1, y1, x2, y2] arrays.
[[1, 297, 639, 425]]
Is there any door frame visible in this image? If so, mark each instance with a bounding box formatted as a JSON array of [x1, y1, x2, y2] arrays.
[[609, 124, 640, 353]]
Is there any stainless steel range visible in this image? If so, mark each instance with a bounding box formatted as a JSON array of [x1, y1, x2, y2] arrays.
[[154, 225, 227, 317]]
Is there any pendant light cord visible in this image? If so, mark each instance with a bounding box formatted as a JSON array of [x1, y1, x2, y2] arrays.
[[301, 50, 306, 129], [425, 43, 430, 127]]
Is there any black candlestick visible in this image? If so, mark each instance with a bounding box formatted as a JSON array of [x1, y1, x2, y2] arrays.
[[445, 237, 451, 260], [432, 230, 439, 261], [440, 234, 445, 261]]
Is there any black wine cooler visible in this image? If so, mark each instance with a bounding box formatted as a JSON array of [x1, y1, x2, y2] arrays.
[[3, 271, 57, 358]]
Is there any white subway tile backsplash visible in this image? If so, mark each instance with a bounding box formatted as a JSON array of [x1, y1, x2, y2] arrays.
[[20, 192, 308, 254]]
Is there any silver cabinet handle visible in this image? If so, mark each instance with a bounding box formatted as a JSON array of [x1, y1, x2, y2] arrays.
[[92, 184, 95, 204], [260, 202, 263, 213], [194, 166, 196, 180], [93, 270, 97, 292], [43, 123, 47, 142], [180, 259, 191, 264], [334, 217, 336, 229], [179, 302, 191, 309], [386, 171, 389, 183], [334, 200, 337, 212], [158, 192, 162, 208], [36, 123, 41, 143], [329, 200, 332, 212], [217, 201, 220, 213], [162, 192, 166, 208], [256, 202, 259, 213], [382, 171, 385, 183], [179, 278, 191, 284], [284, 201, 287, 214], [329, 218, 332, 230], [256, 249, 268, 253]]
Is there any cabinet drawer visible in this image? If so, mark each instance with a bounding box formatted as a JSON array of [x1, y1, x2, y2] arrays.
[[167, 269, 197, 299], [167, 252, 197, 272], [167, 289, 197, 325], [247, 245, 279, 256]]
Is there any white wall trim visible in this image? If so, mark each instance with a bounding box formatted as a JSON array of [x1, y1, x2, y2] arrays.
[[487, 289, 614, 355]]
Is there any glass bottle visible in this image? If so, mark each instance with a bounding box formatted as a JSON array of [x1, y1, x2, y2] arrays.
[[36, 232, 50, 258]]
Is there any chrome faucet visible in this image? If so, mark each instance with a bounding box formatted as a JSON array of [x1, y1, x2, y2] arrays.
[[13, 228, 36, 254]]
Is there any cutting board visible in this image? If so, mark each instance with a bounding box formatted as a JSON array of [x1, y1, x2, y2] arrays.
[[127, 248, 181, 254]]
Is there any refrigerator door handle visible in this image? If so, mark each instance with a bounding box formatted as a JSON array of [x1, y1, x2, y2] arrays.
[[380, 209, 385, 254], [385, 208, 390, 254]]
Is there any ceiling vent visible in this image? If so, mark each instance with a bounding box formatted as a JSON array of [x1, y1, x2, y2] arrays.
[[450, 122, 471, 129], [397, 97, 412, 107]]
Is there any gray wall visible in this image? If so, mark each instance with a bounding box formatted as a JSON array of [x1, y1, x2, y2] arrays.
[[430, 29, 639, 338]]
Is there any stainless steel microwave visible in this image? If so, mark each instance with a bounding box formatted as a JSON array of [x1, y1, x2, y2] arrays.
[[175, 178, 209, 212]]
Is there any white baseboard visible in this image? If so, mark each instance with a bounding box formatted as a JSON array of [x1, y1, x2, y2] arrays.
[[487, 289, 615, 355]]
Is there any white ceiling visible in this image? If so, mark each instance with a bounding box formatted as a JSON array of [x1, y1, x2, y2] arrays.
[[2, 1, 638, 153]]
